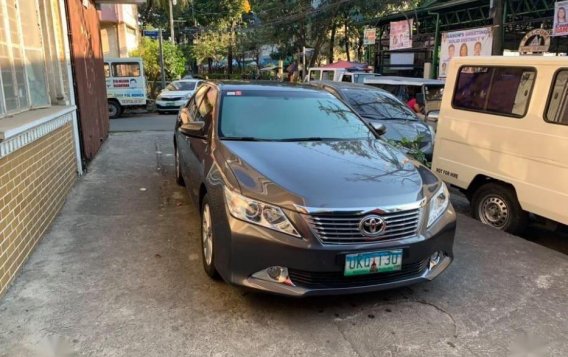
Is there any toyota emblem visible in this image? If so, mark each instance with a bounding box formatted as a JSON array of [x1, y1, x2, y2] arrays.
[[359, 215, 386, 237]]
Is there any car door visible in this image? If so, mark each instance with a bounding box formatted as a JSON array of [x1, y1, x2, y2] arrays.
[[176, 85, 208, 201]]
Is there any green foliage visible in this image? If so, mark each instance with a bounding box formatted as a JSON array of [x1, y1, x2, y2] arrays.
[[388, 136, 430, 167], [130, 37, 186, 82]]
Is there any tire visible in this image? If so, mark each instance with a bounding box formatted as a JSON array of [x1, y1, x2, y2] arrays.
[[201, 196, 220, 280], [174, 145, 185, 186], [158, 111, 166, 115], [108, 100, 122, 119], [471, 183, 528, 234]]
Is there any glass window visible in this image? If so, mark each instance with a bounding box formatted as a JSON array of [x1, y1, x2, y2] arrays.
[[452, 66, 536, 117], [322, 70, 334, 81], [166, 81, 197, 91], [219, 91, 373, 141], [104, 63, 110, 78], [341, 74, 352, 82], [341, 88, 417, 120], [112, 63, 141, 77], [309, 70, 321, 81], [545, 70, 568, 125]]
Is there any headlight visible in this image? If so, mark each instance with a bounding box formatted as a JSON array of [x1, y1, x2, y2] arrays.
[[156, 95, 163, 101], [224, 187, 300, 237], [427, 182, 449, 227], [186, 93, 193, 98]]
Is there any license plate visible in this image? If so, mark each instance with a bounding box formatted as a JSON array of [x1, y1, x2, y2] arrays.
[[344, 250, 403, 276], [166, 102, 177, 107]]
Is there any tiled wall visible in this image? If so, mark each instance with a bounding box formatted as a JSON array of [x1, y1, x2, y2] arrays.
[[0, 124, 76, 297]]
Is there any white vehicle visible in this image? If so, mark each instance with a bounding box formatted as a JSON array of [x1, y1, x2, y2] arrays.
[[432, 56, 568, 234], [156, 79, 203, 114], [364, 76, 445, 116], [305, 67, 379, 83], [104, 57, 147, 119]]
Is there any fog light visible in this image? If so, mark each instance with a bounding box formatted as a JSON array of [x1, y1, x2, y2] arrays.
[[266, 266, 289, 283], [429, 251, 442, 269]]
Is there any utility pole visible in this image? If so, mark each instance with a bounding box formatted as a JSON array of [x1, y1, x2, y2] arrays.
[[159, 29, 166, 89], [491, 0, 505, 55], [169, 0, 176, 44]]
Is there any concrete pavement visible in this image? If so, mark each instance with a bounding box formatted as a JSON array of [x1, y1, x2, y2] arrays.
[[109, 113, 176, 132], [0, 131, 567, 357]]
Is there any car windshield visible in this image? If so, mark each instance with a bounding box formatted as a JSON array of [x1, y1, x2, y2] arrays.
[[167, 81, 196, 91], [219, 90, 373, 141], [341, 88, 417, 120]]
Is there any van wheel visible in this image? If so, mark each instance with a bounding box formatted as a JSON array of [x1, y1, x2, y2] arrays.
[[108, 100, 122, 119], [471, 183, 528, 234]]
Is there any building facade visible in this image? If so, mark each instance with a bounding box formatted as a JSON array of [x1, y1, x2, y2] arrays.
[[98, 3, 140, 58]]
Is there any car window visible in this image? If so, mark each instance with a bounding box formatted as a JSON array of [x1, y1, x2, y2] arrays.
[[341, 74, 352, 82], [309, 70, 321, 81], [219, 90, 373, 141], [341, 88, 417, 120], [197, 88, 217, 133], [322, 70, 334, 81], [545, 70, 568, 125], [452, 66, 536, 117]]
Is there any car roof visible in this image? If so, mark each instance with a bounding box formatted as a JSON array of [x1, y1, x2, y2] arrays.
[[364, 76, 445, 86], [208, 80, 331, 94]]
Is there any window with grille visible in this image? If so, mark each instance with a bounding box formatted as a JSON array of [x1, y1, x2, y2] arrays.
[[0, 0, 49, 118]]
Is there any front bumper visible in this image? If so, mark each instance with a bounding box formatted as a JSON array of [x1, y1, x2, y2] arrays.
[[216, 204, 456, 297], [156, 100, 187, 111]]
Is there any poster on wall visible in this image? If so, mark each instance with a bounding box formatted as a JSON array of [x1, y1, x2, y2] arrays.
[[390, 19, 413, 50], [438, 27, 493, 78], [553, 1, 568, 36]]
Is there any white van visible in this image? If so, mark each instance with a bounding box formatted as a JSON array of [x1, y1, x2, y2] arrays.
[[432, 56, 568, 233], [305, 67, 379, 83], [104, 57, 147, 119]]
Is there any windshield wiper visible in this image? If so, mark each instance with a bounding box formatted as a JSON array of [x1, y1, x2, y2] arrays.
[[273, 137, 345, 142], [220, 137, 265, 141], [360, 114, 415, 121]]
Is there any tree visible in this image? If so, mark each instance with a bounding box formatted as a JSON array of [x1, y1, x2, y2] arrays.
[[130, 37, 186, 95]]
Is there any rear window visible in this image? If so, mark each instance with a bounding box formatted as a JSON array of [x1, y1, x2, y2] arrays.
[[341, 88, 417, 120], [545, 70, 568, 125], [219, 91, 372, 141], [452, 66, 536, 117]]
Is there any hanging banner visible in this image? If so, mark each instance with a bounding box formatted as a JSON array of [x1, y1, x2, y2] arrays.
[[363, 28, 377, 45], [389, 19, 413, 50], [438, 26, 493, 78], [553, 1, 568, 36]]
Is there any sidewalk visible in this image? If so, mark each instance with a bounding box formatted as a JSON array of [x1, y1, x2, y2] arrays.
[[1, 132, 567, 357]]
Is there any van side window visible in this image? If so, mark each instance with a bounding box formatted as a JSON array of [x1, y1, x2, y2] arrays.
[[545, 70, 568, 125], [112, 63, 141, 77], [309, 71, 321, 81], [341, 74, 352, 82], [452, 66, 536, 117]]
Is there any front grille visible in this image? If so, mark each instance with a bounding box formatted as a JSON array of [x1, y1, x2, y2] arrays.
[[288, 258, 429, 289], [304, 208, 422, 244], [161, 96, 183, 101]]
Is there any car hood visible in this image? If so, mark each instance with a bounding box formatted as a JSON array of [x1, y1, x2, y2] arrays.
[[159, 90, 193, 98], [220, 139, 437, 211]]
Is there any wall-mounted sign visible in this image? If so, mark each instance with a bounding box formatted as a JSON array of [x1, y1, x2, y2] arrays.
[[553, 1, 568, 36], [438, 27, 493, 78], [363, 28, 377, 45], [519, 29, 551, 55], [389, 19, 413, 50]]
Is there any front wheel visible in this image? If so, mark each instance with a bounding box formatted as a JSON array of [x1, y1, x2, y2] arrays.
[[471, 183, 528, 234], [201, 196, 220, 280], [108, 101, 122, 119]]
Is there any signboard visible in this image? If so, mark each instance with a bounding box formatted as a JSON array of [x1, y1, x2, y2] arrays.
[[439, 27, 493, 78], [363, 28, 376, 45], [389, 19, 413, 50], [519, 29, 551, 55], [143, 30, 160, 40], [553, 1, 568, 36]]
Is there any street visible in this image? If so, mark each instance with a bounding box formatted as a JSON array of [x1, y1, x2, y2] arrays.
[[0, 127, 566, 356]]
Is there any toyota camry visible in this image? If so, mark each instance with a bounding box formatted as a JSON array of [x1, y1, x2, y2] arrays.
[[173, 82, 456, 297]]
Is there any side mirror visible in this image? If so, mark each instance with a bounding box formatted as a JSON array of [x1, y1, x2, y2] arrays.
[[426, 110, 439, 123], [370, 122, 387, 136], [179, 122, 205, 137]]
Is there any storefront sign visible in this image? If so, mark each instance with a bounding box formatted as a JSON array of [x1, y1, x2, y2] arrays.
[[519, 29, 551, 54], [438, 27, 493, 78], [389, 19, 413, 50], [363, 28, 376, 45], [553, 1, 568, 36]]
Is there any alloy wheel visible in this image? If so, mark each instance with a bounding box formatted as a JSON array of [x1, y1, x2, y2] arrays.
[[202, 204, 213, 266]]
